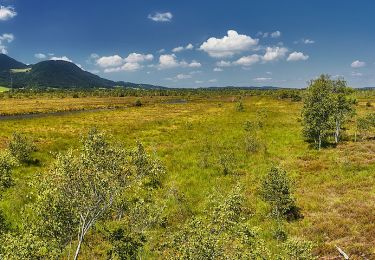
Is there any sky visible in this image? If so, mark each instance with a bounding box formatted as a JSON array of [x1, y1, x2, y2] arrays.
[[0, 0, 374, 88]]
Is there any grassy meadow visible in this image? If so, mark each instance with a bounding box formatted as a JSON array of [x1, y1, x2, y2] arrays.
[[0, 91, 374, 258], [0, 87, 9, 93]]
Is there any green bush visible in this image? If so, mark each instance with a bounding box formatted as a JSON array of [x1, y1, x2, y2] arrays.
[[282, 237, 316, 260], [0, 152, 16, 191], [8, 133, 36, 163], [260, 166, 301, 220]]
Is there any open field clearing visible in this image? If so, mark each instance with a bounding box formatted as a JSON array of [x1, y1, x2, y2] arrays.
[[0, 93, 374, 258]]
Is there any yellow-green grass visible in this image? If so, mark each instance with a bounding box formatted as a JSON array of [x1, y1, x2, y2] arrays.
[[0, 86, 9, 92], [0, 95, 374, 258], [10, 68, 31, 73]]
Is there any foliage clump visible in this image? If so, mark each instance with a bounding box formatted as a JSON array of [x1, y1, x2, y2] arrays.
[[8, 132, 36, 163], [302, 75, 355, 149], [260, 166, 301, 220], [1, 129, 165, 259], [159, 185, 271, 259]]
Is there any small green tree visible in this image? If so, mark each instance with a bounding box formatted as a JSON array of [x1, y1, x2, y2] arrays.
[[260, 166, 300, 220], [8, 132, 36, 163], [7, 129, 165, 260], [302, 75, 335, 150], [0, 152, 16, 191]]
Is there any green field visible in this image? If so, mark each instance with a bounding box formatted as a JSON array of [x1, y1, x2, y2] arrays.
[[0, 91, 374, 258], [0, 87, 9, 92]]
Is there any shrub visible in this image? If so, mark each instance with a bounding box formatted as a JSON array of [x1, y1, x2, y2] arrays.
[[366, 101, 372, 107], [260, 166, 301, 220], [0, 152, 16, 191], [218, 152, 234, 175], [282, 238, 316, 259], [236, 101, 245, 112], [8, 133, 36, 163], [159, 185, 271, 259], [135, 99, 142, 107]]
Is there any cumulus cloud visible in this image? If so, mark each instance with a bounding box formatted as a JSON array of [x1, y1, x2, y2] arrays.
[[287, 51, 309, 61], [0, 6, 17, 21], [208, 79, 217, 83], [97, 53, 153, 72], [124, 53, 153, 63], [213, 67, 223, 72], [253, 77, 272, 82], [262, 46, 288, 62], [257, 31, 281, 38], [148, 12, 173, 22], [158, 54, 200, 69], [188, 60, 201, 68], [234, 54, 261, 66], [172, 46, 184, 52], [270, 31, 281, 38], [176, 73, 192, 80], [96, 55, 123, 68], [0, 33, 14, 53], [0, 33, 14, 43], [50, 56, 73, 62], [294, 38, 315, 44], [34, 53, 47, 59], [172, 43, 194, 53], [216, 60, 232, 67], [199, 30, 258, 58], [351, 60, 366, 68]]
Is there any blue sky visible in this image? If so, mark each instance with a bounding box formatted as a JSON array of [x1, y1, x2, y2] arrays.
[[0, 0, 374, 88]]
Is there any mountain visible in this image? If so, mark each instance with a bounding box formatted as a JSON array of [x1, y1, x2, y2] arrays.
[[0, 54, 28, 72], [0, 54, 164, 89]]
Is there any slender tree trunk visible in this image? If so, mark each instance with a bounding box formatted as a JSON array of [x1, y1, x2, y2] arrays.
[[334, 120, 340, 143], [318, 134, 321, 150], [74, 234, 83, 260]]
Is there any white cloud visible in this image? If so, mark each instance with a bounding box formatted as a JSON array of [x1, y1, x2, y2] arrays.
[[158, 54, 180, 69], [50, 56, 73, 62], [0, 33, 14, 43], [234, 54, 261, 66], [158, 49, 166, 53], [0, 33, 14, 53], [199, 30, 258, 58], [270, 31, 281, 38], [303, 39, 315, 44], [0, 45, 7, 54], [294, 38, 315, 44], [351, 72, 363, 77], [90, 53, 99, 59], [257, 31, 281, 38], [98, 53, 153, 72], [96, 55, 123, 68], [262, 46, 288, 62], [34, 53, 47, 59], [195, 80, 204, 84], [148, 12, 173, 22], [188, 60, 201, 68], [176, 73, 192, 80], [287, 51, 309, 61], [208, 79, 217, 83], [186, 43, 194, 50], [351, 60, 366, 68], [253, 77, 272, 82], [172, 43, 194, 52], [216, 60, 232, 67], [0, 6, 17, 21], [172, 46, 184, 52], [124, 53, 153, 63], [158, 54, 200, 69], [213, 67, 223, 72]]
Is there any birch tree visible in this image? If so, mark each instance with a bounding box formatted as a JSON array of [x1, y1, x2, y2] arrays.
[[302, 75, 334, 150]]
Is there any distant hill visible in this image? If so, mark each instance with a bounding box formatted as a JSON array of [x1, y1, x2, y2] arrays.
[[0, 54, 28, 72], [0, 54, 164, 89]]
